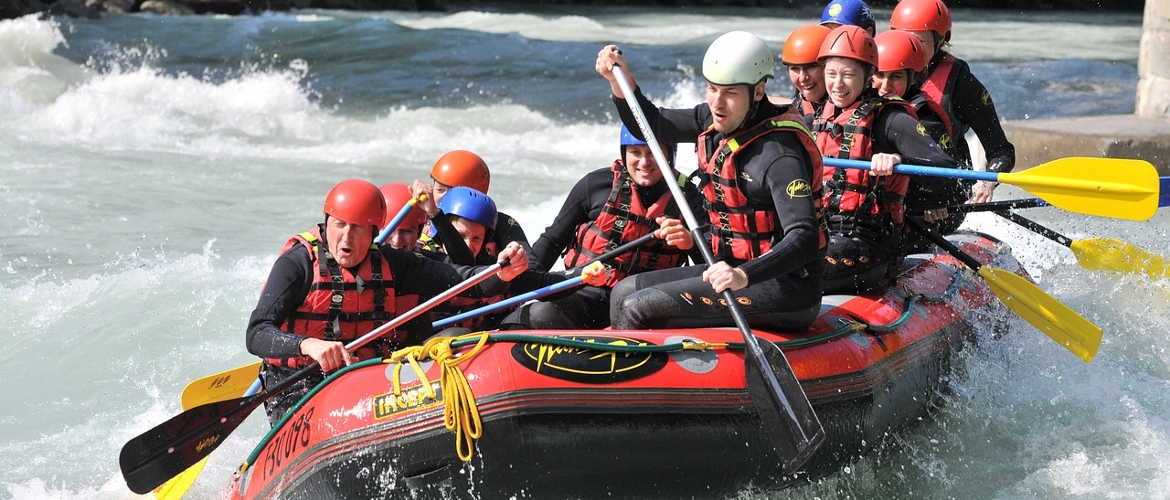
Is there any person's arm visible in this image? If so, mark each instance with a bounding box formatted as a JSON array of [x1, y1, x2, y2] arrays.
[[876, 107, 958, 209], [735, 141, 822, 285], [531, 169, 609, 271], [953, 66, 1015, 174], [429, 212, 476, 265], [614, 86, 711, 146], [245, 246, 313, 359]]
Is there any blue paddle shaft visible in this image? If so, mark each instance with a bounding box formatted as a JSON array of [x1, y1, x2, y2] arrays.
[[823, 157, 1000, 183], [431, 275, 586, 329], [374, 200, 419, 245]]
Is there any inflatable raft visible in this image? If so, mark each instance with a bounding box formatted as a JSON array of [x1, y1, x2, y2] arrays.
[[228, 232, 1020, 499]]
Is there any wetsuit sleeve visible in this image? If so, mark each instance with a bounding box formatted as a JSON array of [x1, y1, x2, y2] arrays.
[[494, 212, 531, 252], [613, 86, 710, 145], [736, 139, 821, 285], [952, 67, 1015, 174], [876, 107, 958, 208], [246, 245, 313, 359], [531, 168, 612, 271], [429, 212, 476, 265]]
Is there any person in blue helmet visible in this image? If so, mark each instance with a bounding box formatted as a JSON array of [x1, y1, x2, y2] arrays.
[[820, 0, 875, 36], [501, 126, 701, 330], [423, 186, 609, 333]]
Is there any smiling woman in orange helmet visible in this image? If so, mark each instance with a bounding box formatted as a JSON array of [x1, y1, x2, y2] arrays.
[[813, 26, 956, 294], [891, 0, 1016, 223]]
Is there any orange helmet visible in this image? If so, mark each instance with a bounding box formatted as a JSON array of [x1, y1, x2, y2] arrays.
[[781, 24, 832, 65], [379, 182, 427, 229], [430, 150, 490, 194], [324, 179, 386, 227], [818, 25, 877, 68], [890, 0, 952, 42], [875, 30, 927, 73]]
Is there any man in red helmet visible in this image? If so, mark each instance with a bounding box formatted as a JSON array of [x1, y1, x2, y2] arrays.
[[411, 150, 531, 265], [245, 179, 529, 425]]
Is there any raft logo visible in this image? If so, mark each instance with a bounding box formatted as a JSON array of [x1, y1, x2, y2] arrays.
[[373, 381, 443, 420], [511, 336, 668, 384]]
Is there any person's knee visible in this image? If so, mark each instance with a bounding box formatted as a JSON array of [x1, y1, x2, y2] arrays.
[[499, 301, 573, 330]]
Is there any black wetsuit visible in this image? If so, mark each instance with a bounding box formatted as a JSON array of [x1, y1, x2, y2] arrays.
[[909, 52, 1016, 235], [246, 241, 509, 425], [500, 166, 702, 330], [421, 210, 530, 266], [818, 93, 957, 294], [607, 87, 824, 332]]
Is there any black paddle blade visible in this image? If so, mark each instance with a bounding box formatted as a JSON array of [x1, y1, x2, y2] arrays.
[[745, 338, 825, 472], [119, 395, 260, 494]]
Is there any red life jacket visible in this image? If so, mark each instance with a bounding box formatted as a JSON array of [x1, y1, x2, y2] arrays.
[[266, 226, 407, 368], [411, 249, 507, 331], [814, 95, 914, 236], [561, 160, 687, 287], [696, 110, 826, 263], [914, 53, 961, 155], [791, 92, 822, 128]]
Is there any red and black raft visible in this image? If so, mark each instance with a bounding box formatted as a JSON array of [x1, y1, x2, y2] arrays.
[[228, 232, 1019, 499]]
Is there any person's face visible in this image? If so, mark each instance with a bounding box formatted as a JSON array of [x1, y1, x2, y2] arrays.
[[706, 81, 764, 133], [872, 69, 911, 98], [623, 144, 664, 187], [324, 215, 374, 268], [905, 30, 937, 63], [786, 63, 826, 103], [450, 216, 487, 257], [430, 180, 452, 204], [823, 57, 867, 108], [386, 226, 420, 251]]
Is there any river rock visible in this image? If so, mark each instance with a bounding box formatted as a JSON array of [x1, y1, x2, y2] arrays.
[[139, 0, 193, 14]]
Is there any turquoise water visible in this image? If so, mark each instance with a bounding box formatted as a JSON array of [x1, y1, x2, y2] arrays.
[[0, 6, 1166, 499]]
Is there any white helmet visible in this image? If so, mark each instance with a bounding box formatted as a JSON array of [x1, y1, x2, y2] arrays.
[[702, 31, 775, 86]]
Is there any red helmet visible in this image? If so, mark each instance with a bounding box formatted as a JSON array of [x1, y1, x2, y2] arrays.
[[323, 179, 386, 227], [875, 30, 927, 73], [379, 183, 427, 229], [890, 0, 952, 42], [781, 24, 832, 65], [430, 150, 490, 194], [818, 25, 877, 68]]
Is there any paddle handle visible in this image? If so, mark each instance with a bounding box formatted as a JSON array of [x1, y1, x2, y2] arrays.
[[433, 275, 585, 329], [951, 198, 1049, 213], [346, 262, 502, 352], [1162, 176, 1170, 208], [374, 194, 427, 245], [994, 211, 1073, 247], [905, 217, 983, 271], [823, 157, 1000, 183], [612, 65, 820, 452], [569, 231, 657, 272]]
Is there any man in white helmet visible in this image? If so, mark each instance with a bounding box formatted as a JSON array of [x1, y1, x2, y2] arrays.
[[594, 31, 827, 332]]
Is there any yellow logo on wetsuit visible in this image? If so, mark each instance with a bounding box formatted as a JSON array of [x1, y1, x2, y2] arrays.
[[786, 179, 812, 198], [916, 123, 927, 136]]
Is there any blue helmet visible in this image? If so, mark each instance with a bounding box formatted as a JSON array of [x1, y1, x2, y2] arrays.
[[438, 186, 497, 230], [619, 125, 676, 166], [820, 0, 875, 33]]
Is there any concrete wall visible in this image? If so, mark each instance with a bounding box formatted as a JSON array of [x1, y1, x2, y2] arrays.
[[1138, 0, 1170, 120]]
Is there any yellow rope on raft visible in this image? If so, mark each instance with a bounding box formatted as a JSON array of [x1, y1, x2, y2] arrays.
[[385, 332, 493, 462]]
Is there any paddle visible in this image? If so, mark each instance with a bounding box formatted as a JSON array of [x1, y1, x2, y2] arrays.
[[612, 65, 824, 471], [119, 262, 505, 494], [374, 193, 427, 245], [432, 231, 659, 329], [905, 217, 1102, 362], [153, 380, 262, 500], [179, 362, 261, 411], [987, 210, 1169, 280], [823, 157, 1160, 221]]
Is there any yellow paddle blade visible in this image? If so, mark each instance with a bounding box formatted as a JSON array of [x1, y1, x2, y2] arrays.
[[999, 157, 1158, 221], [1070, 238, 1170, 280], [977, 267, 1102, 363], [152, 459, 206, 500], [180, 362, 260, 410]]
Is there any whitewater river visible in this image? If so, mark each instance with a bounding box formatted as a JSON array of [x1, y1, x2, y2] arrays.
[[0, 5, 1167, 499]]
